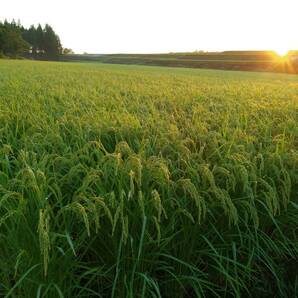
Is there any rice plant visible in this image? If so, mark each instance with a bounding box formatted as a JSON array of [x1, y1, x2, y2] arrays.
[[0, 59, 297, 297]]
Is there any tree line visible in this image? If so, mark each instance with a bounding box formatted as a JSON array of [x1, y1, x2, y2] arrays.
[[0, 19, 73, 59]]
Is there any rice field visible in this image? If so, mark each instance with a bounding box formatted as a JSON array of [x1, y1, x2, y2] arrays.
[[0, 59, 297, 297]]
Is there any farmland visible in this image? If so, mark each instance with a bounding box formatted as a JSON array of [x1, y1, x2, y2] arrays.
[[62, 51, 298, 74], [0, 59, 297, 297]]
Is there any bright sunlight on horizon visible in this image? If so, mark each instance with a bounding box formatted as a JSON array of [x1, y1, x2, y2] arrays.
[[1, 0, 298, 54]]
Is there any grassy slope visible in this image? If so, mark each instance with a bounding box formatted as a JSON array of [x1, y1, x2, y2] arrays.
[[0, 60, 297, 297]]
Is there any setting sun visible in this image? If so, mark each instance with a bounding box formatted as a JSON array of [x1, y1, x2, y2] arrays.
[[275, 48, 289, 57]]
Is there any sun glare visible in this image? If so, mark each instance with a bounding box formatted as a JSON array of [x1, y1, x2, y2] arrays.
[[275, 48, 289, 57]]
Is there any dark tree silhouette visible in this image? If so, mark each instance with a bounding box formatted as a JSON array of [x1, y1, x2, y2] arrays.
[[0, 20, 68, 59], [0, 20, 29, 57], [43, 24, 62, 57]]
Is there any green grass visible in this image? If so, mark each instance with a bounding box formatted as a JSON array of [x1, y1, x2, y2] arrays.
[[0, 59, 297, 297]]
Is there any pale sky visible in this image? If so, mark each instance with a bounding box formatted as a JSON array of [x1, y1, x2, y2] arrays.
[[1, 0, 298, 54]]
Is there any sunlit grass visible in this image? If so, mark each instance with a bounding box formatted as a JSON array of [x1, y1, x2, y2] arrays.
[[0, 60, 297, 297]]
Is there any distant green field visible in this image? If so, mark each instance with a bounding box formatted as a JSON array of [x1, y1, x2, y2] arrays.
[[0, 60, 297, 297], [62, 51, 298, 74]]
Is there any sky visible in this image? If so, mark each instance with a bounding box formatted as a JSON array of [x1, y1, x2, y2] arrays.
[[1, 0, 298, 54]]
